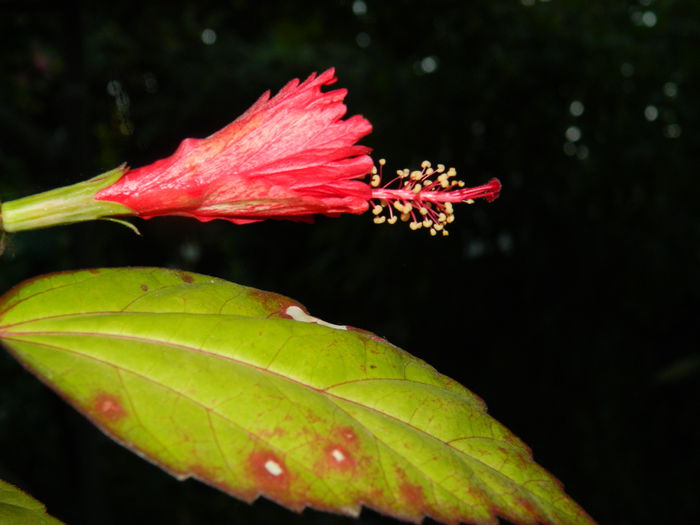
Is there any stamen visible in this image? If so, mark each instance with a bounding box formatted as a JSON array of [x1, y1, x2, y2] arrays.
[[367, 159, 501, 235]]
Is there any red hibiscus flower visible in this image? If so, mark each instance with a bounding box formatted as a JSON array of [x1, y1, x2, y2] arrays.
[[95, 69, 375, 224], [0, 69, 499, 235]]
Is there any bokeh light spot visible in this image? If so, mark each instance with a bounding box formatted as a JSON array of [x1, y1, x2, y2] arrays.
[[356, 32, 371, 48], [644, 105, 659, 121], [419, 56, 439, 74], [569, 100, 585, 117], [565, 125, 582, 142], [352, 0, 367, 16], [201, 28, 217, 45]]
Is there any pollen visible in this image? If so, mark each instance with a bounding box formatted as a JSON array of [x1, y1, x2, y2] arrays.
[[366, 159, 501, 235]]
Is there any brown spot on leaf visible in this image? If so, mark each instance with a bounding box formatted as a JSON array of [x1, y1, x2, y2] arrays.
[[304, 410, 323, 424], [178, 272, 194, 283], [91, 392, 127, 423], [338, 426, 357, 442], [248, 289, 305, 319], [140, 283, 149, 291], [345, 325, 388, 343], [515, 496, 539, 520], [400, 481, 426, 508], [87, 269, 100, 275], [189, 463, 212, 480], [259, 426, 286, 439], [247, 450, 326, 513], [247, 451, 289, 492], [395, 466, 433, 519]]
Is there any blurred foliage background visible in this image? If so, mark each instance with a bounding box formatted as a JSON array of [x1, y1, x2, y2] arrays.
[[1, 0, 698, 524]]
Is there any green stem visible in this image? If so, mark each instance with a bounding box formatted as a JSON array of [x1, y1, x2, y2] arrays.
[[0, 166, 134, 233]]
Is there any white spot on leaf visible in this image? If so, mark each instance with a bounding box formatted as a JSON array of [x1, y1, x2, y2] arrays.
[[264, 459, 283, 476], [331, 448, 346, 462]]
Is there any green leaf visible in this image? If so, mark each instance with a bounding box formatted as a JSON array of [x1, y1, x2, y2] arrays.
[[0, 268, 595, 525], [0, 478, 64, 525]]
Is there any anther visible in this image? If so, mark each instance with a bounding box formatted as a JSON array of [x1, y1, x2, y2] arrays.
[[367, 158, 501, 235]]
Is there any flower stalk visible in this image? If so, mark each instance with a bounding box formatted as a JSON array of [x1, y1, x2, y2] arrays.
[[1, 166, 133, 233]]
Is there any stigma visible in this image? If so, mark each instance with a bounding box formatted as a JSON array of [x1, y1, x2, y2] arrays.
[[368, 159, 501, 236]]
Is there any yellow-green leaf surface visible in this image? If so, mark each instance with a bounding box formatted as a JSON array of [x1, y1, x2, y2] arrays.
[[0, 478, 64, 525], [0, 268, 595, 525]]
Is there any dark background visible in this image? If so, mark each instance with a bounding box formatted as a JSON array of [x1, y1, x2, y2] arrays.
[[1, 1, 698, 524]]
